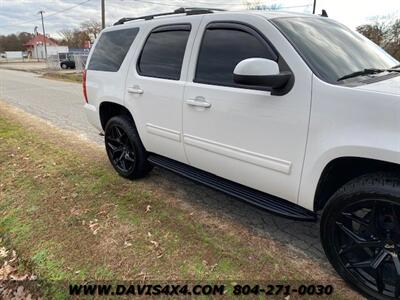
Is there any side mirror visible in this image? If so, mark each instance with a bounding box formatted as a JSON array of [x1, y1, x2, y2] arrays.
[[233, 58, 292, 90]]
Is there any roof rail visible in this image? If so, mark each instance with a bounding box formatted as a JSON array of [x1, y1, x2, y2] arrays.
[[114, 7, 226, 26]]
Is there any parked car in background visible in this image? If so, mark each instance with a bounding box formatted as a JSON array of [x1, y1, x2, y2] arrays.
[[60, 55, 76, 69], [84, 8, 400, 300]]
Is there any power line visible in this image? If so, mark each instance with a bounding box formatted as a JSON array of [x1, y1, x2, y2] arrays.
[[40, 0, 92, 19], [118, 0, 179, 7], [0, 0, 312, 30], [0, 0, 92, 29], [117, 0, 311, 9]]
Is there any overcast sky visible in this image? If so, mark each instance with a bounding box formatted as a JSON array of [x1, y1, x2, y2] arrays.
[[0, 0, 399, 38]]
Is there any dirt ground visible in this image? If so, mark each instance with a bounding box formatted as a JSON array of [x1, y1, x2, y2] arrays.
[[0, 101, 365, 299], [0, 61, 48, 73]]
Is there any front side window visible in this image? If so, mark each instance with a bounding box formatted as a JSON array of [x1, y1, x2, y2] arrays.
[[271, 17, 399, 84], [195, 23, 278, 87], [137, 24, 191, 80], [88, 27, 139, 72]]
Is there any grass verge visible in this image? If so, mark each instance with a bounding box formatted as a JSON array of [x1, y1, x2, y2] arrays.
[[41, 72, 83, 83], [0, 102, 362, 299]]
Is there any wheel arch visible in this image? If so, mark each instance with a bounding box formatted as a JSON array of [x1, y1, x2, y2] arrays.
[[314, 156, 400, 212], [99, 101, 135, 130]]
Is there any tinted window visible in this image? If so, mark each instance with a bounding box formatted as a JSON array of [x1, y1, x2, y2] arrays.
[[195, 25, 277, 86], [88, 28, 139, 72], [272, 17, 399, 83], [138, 25, 191, 80]]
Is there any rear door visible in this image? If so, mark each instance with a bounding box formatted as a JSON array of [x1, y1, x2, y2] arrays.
[[183, 14, 312, 202], [125, 17, 202, 164]]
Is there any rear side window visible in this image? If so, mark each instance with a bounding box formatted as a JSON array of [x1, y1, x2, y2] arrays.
[[195, 23, 277, 87], [137, 24, 191, 80], [88, 27, 139, 72]]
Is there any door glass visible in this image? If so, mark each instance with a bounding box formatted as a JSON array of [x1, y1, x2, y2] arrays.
[[137, 25, 191, 80], [195, 25, 277, 87]]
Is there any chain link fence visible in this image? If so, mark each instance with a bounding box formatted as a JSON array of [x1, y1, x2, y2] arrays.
[[46, 55, 60, 70], [72, 53, 88, 71], [46, 53, 88, 71]]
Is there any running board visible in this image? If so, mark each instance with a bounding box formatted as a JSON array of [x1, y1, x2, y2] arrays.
[[148, 154, 317, 221]]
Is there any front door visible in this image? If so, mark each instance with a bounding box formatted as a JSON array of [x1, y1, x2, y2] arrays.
[[183, 15, 312, 202]]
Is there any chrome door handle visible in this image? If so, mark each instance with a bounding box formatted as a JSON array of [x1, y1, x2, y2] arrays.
[[127, 86, 144, 94], [185, 97, 211, 108]]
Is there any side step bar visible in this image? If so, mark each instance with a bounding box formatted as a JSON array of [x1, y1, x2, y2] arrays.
[[148, 154, 317, 222]]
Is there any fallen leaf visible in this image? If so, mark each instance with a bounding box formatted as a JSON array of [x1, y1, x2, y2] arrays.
[[0, 247, 8, 258], [0, 264, 16, 279], [150, 240, 159, 248]]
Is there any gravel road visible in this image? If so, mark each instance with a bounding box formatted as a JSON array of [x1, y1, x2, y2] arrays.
[[0, 68, 327, 266]]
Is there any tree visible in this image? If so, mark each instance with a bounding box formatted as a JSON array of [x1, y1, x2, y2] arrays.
[[244, 0, 282, 11], [80, 20, 102, 41], [385, 19, 400, 60], [59, 29, 75, 47], [0, 32, 34, 52], [244, 0, 262, 10], [59, 28, 91, 49], [59, 20, 101, 49], [357, 18, 400, 61], [356, 24, 385, 45]]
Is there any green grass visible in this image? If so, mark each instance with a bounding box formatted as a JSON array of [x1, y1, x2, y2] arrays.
[[0, 112, 360, 299]]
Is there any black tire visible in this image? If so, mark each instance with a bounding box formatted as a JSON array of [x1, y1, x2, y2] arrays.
[[321, 173, 400, 300], [104, 115, 152, 179]]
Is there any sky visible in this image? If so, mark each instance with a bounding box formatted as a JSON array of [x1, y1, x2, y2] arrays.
[[0, 0, 399, 38]]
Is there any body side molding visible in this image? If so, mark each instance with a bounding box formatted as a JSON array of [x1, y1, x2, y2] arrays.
[[146, 123, 181, 142], [183, 134, 292, 174]]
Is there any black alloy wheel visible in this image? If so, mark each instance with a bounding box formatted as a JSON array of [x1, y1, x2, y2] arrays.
[[106, 125, 136, 174], [322, 173, 400, 300], [104, 115, 152, 179]]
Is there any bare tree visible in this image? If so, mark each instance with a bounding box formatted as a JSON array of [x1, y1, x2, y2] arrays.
[[244, 0, 283, 11], [244, 0, 262, 10], [59, 28, 90, 49], [80, 20, 102, 41], [356, 23, 386, 45], [59, 29, 75, 46], [357, 18, 400, 60]]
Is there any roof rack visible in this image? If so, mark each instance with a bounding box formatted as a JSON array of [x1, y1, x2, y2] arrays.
[[114, 7, 226, 25]]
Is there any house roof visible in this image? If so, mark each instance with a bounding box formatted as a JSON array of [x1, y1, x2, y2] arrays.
[[24, 34, 59, 47]]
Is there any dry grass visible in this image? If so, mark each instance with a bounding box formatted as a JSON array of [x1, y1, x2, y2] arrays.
[[0, 101, 363, 299], [41, 72, 83, 83]]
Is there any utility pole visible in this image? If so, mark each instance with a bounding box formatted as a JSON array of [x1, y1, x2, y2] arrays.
[[38, 10, 48, 60], [312, 0, 316, 14], [101, 0, 105, 29]]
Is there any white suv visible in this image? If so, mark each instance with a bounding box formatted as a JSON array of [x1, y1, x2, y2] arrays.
[[84, 8, 400, 299]]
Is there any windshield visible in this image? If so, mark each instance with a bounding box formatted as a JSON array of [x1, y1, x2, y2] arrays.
[[271, 17, 399, 84]]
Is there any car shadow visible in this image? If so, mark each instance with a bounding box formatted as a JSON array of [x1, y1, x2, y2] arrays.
[[144, 166, 333, 272]]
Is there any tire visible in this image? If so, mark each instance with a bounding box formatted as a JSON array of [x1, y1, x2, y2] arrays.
[[104, 115, 153, 179], [61, 63, 68, 69], [321, 173, 400, 300]]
